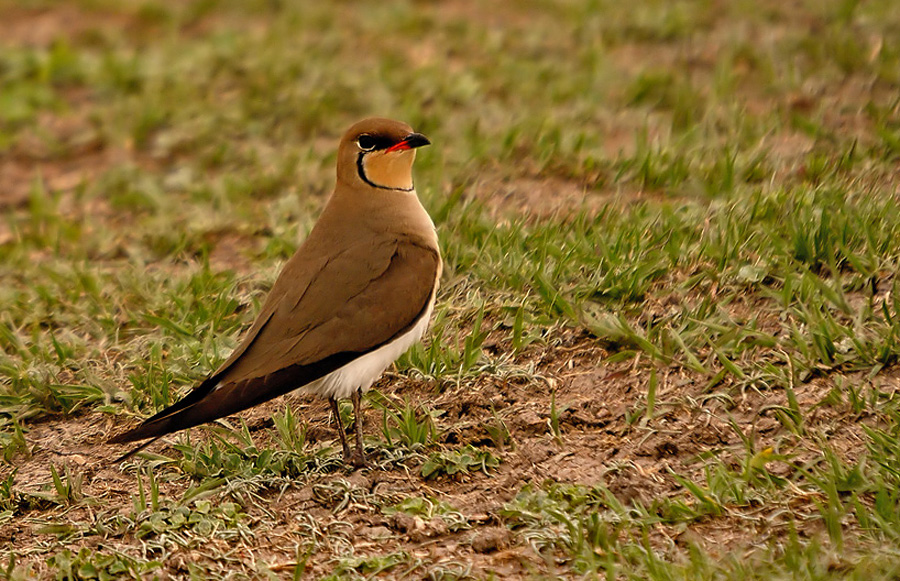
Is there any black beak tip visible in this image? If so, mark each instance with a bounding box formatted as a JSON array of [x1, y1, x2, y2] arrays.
[[405, 132, 431, 149]]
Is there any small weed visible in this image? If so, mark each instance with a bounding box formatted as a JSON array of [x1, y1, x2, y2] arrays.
[[485, 406, 512, 451], [169, 422, 326, 480], [0, 470, 17, 513], [370, 392, 437, 449], [133, 498, 249, 543], [549, 391, 563, 443], [272, 406, 308, 453], [501, 483, 625, 574], [325, 551, 412, 580], [48, 464, 83, 506], [421, 445, 499, 480], [383, 496, 470, 532], [47, 548, 161, 580], [0, 422, 29, 463]]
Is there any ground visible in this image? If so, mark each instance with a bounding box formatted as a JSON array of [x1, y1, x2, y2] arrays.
[[2, 0, 900, 579]]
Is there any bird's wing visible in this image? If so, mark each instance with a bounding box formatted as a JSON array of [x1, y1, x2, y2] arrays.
[[109, 237, 440, 445], [205, 232, 398, 375], [223, 236, 439, 378]]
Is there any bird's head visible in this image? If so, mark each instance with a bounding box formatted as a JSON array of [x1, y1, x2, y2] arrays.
[[337, 118, 430, 192]]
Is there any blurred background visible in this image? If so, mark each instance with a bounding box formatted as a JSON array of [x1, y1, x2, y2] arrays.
[[3, 0, 897, 234]]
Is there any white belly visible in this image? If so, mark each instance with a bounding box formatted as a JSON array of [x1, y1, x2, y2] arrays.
[[303, 300, 434, 400]]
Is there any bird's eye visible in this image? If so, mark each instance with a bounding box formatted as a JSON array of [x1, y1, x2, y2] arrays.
[[357, 134, 376, 151]]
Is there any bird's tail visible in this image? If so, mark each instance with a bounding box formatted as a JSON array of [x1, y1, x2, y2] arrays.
[[107, 375, 223, 451], [107, 352, 358, 460]]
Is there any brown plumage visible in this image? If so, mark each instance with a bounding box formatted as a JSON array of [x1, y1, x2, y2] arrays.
[[109, 118, 440, 466]]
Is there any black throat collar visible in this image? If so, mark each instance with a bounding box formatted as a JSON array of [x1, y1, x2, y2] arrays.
[[356, 153, 414, 192]]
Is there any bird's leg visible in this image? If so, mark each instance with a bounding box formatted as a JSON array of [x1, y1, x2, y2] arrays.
[[329, 396, 351, 461], [349, 388, 368, 468]]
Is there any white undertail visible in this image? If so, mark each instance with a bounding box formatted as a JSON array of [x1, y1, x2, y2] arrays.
[[304, 300, 434, 399]]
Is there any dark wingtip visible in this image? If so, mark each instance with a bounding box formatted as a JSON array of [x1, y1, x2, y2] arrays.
[[107, 432, 131, 445], [109, 436, 160, 464], [107, 422, 152, 445]]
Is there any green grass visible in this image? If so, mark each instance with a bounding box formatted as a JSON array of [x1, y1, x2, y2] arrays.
[[2, 0, 900, 577]]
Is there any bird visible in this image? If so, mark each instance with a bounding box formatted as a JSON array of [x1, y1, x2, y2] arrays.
[[109, 118, 441, 467]]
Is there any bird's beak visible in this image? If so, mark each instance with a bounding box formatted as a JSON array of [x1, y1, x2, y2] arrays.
[[386, 132, 431, 152]]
